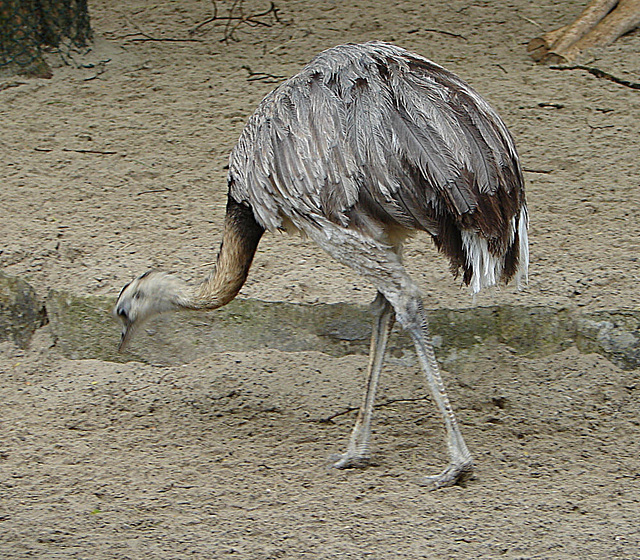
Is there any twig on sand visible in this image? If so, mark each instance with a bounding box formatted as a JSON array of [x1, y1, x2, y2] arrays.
[[126, 32, 203, 43], [523, 167, 553, 174], [62, 148, 118, 155], [0, 81, 26, 92], [550, 64, 640, 90], [137, 188, 172, 196], [121, 17, 203, 44], [317, 397, 430, 424], [190, 0, 283, 43], [242, 65, 285, 83], [34, 147, 118, 155], [422, 28, 468, 40]]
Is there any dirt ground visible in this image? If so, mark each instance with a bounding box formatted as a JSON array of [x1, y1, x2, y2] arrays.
[[1, 0, 640, 558]]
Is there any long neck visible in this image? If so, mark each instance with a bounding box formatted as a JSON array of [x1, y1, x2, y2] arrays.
[[191, 195, 264, 310]]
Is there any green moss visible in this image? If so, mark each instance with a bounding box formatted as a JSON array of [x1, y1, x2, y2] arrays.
[[2, 273, 637, 369]]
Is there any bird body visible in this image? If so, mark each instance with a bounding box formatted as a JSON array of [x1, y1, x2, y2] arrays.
[[230, 42, 527, 291], [115, 42, 528, 489]]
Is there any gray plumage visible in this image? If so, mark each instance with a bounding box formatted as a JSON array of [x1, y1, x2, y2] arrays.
[[230, 42, 527, 290], [115, 42, 528, 489]]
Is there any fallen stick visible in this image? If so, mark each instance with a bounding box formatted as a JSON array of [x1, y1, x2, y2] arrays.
[[550, 64, 640, 89], [528, 0, 640, 64]]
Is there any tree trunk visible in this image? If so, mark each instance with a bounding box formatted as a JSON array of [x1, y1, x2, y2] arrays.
[[0, 0, 91, 78]]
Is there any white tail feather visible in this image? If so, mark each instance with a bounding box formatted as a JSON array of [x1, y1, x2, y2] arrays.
[[516, 206, 529, 289], [462, 206, 529, 294]]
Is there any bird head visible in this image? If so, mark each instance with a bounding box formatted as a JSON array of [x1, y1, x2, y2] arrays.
[[113, 270, 191, 352]]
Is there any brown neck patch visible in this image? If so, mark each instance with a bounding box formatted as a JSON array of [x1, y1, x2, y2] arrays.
[[196, 194, 264, 309]]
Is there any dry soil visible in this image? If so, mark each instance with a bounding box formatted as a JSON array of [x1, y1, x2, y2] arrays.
[[1, 1, 639, 558]]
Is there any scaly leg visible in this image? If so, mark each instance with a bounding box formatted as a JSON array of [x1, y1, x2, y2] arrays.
[[307, 220, 473, 489], [333, 291, 395, 468], [397, 297, 474, 489]]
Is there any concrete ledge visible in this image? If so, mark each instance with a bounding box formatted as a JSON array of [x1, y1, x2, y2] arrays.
[[1, 273, 639, 369]]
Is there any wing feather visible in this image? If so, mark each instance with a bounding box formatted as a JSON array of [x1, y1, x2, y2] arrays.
[[229, 42, 524, 255]]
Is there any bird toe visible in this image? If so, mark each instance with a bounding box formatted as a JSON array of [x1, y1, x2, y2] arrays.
[[329, 453, 372, 469]]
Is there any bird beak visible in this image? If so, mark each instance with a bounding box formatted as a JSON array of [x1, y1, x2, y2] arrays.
[[118, 319, 134, 353]]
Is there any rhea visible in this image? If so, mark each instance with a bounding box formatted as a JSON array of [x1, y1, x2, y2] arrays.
[[115, 42, 528, 489]]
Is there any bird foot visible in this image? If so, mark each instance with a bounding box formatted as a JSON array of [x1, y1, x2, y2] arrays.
[[329, 452, 372, 469], [420, 460, 474, 490]]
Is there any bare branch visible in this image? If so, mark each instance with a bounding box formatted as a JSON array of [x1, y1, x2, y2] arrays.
[[190, 0, 283, 43]]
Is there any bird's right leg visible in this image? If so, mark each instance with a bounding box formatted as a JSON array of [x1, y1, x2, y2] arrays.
[[332, 291, 395, 468]]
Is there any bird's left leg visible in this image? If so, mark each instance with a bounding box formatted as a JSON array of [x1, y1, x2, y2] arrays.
[[332, 291, 395, 468], [390, 293, 474, 489]]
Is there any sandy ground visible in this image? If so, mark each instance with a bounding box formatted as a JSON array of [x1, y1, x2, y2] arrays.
[[1, 0, 640, 558]]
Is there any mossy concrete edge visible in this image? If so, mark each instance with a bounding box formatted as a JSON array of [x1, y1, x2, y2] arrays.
[[1, 273, 638, 369]]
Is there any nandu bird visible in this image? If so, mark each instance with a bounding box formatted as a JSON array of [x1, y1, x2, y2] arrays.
[[115, 42, 528, 489]]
